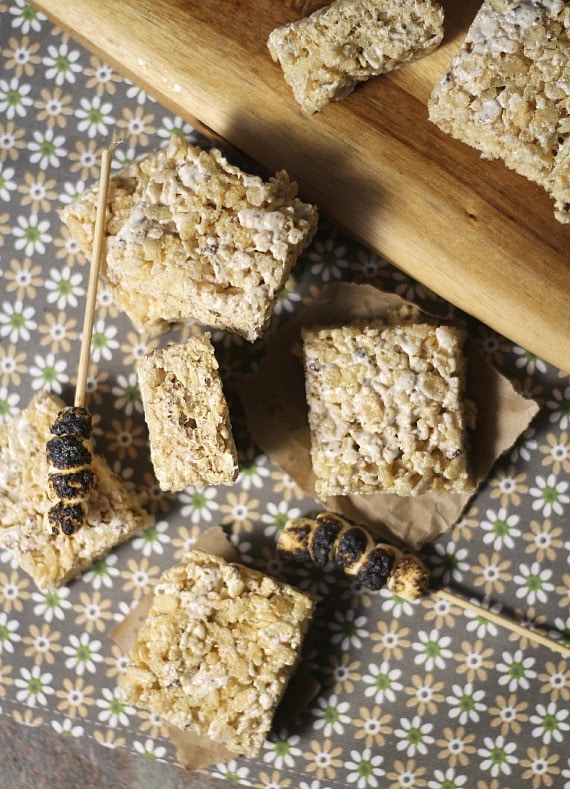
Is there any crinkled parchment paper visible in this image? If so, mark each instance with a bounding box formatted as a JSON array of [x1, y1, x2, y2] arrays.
[[239, 283, 539, 551]]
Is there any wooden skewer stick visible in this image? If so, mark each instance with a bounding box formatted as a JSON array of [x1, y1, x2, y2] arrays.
[[433, 587, 570, 659], [74, 135, 120, 409]]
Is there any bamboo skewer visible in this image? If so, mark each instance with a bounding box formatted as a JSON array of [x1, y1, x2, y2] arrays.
[[278, 514, 570, 660], [433, 587, 570, 659], [44, 137, 120, 537], [74, 136, 119, 409]]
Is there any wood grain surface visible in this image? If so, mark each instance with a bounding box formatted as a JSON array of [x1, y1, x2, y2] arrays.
[[35, 0, 570, 371]]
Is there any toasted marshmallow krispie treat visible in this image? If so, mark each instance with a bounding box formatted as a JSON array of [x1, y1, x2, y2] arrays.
[[0, 392, 152, 591], [60, 148, 173, 336], [137, 334, 238, 491], [428, 0, 570, 223], [118, 549, 316, 757], [106, 135, 318, 341], [302, 322, 475, 497], [268, 0, 445, 114]]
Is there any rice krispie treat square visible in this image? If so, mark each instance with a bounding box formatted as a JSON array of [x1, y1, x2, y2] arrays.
[[117, 549, 316, 757], [137, 334, 238, 491], [302, 322, 475, 496], [428, 0, 570, 223], [106, 135, 318, 341], [0, 391, 152, 590], [268, 0, 445, 115]]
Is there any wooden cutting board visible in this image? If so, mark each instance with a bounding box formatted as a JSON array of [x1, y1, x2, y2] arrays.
[[36, 0, 570, 372]]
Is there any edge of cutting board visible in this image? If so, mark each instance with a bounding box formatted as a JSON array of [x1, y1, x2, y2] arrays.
[[34, 0, 570, 372]]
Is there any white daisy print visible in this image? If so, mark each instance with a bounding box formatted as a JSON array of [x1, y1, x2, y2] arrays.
[[529, 701, 570, 745], [83, 553, 121, 591], [362, 661, 403, 704], [429, 541, 470, 584], [9, 2, 46, 33], [75, 95, 115, 138], [29, 352, 69, 394], [211, 759, 252, 785], [0, 75, 32, 118], [547, 385, 570, 429], [28, 128, 67, 169], [0, 298, 37, 342], [308, 235, 350, 281], [44, 265, 85, 309], [312, 693, 351, 737], [12, 214, 52, 255], [529, 473, 569, 517], [132, 520, 171, 557], [51, 718, 84, 738], [513, 561, 554, 605], [446, 682, 486, 725], [132, 738, 168, 761], [63, 632, 104, 676], [113, 598, 139, 624], [238, 454, 271, 491], [477, 734, 517, 777], [480, 507, 521, 550], [0, 163, 17, 201], [394, 715, 434, 757], [125, 79, 150, 106], [59, 179, 87, 205], [42, 41, 82, 85], [112, 372, 142, 415], [463, 597, 501, 638], [274, 277, 302, 315], [427, 768, 468, 789], [96, 687, 136, 727], [329, 609, 369, 650], [157, 115, 195, 139], [261, 500, 301, 539], [496, 649, 537, 692], [412, 628, 452, 670], [14, 665, 54, 708], [345, 748, 385, 787], [513, 346, 547, 375], [179, 486, 220, 524], [31, 586, 72, 623], [0, 385, 19, 422], [0, 611, 22, 654], [263, 730, 302, 769], [379, 587, 416, 618], [90, 318, 119, 362]]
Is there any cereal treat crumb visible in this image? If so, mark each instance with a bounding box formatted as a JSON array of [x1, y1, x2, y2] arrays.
[[428, 0, 570, 223], [118, 549, 316, 757], [268, 0, 445, 114], [106, 135, 318, 341], [302, 322, 475, 496], [0, 392, 152, 591], [137, 334, 238, 491], [60, 148, 173, 336]]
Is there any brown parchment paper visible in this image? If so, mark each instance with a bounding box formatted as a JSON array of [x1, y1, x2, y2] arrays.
[[239, 283, 540, 551], [111, 526, 320, 771]]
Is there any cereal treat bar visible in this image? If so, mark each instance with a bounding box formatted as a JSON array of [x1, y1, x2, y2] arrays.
[[118, 549, 316, 757], [302, 322, 475, 496], [267, 0, 445, 115], [0, 392, 153, 591], [106, 135, 318, 341], [137, 334, 239, 491], [60, 148, 173, 336], [428, 0, 570, 223]]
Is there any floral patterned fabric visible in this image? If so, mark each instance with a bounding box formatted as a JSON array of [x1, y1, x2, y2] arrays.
[[0, 3, 569, 788]]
